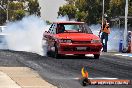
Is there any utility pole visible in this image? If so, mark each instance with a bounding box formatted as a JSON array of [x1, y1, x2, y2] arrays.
[[102, 0, 104, 27], [6, 0, 9, 23], [123, 0, 128, 51]]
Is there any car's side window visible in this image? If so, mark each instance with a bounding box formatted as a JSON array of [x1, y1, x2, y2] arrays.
[[50, 24, 57, 34], [48, 24, 53, 33]]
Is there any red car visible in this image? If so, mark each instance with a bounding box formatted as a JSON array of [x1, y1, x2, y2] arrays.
[[42, 21, 102, 59]]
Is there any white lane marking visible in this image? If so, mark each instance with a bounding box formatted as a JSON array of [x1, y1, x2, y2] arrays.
[[128, 54, 132, 57], [115, 54, 123, 56], [114, 53, 132, 58], [122, 54, 129, 56], [88, 77, 118, 79], [22, 86, 57, 88], [57, 77, 118, 80]]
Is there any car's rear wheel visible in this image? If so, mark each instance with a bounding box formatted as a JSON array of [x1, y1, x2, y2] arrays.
[[94, 54, 100, 59], [54, 45, 61, 59]]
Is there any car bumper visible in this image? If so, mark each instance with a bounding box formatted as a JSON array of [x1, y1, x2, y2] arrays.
[[58, 43, 102, 54]]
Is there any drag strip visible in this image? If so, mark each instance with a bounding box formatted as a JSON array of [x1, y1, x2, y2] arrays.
[[0, 50, 132, 88]]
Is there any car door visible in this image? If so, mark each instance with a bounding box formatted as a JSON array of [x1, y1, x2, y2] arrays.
[[46, 24, 57, 50]]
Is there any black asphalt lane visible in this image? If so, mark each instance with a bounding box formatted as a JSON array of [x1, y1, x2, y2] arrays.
[[0, 50, 25, 67], [0, 50, 132, 88]]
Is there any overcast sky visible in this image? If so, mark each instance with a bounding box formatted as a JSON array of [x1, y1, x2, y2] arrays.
[[38, 0, 66, 22]]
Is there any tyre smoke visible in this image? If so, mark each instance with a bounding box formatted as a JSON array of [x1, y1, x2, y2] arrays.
[[57, 15, 69, 21], [3, 15, 69, 56], [3, 15, 122, 56], [90, 24, 123, 52], [3, 15, 48, 56]]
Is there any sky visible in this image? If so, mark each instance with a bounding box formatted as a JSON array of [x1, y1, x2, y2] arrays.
[[38, 0, 66, 22]]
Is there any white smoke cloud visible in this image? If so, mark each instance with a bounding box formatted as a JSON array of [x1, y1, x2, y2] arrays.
[[56, 15, 76, 22], [2, 15, 72, 56], [56, 15, 69, 21], [3, 14, 123, 57], [3, 15, 48, 56], [108, 28, 123, 51], [90, 24, 123, 52]]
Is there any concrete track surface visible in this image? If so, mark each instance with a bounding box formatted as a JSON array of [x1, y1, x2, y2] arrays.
[[0, 50, 132, 88]]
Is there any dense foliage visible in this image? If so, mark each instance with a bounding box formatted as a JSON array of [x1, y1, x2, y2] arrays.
[[0, 0, 40, 25], [58, 0, 132, 25]]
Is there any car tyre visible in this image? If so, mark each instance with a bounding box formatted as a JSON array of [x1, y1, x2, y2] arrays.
[[47, 51, 51, 57], [94, 54, 100, 59], [54, 45, 61, 59]]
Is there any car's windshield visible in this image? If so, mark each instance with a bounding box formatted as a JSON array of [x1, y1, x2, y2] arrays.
[[56, 23, 92, 34]]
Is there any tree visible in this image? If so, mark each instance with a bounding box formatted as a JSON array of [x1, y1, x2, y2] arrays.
[[9, 2, 23, 10], [15, 10, 25, 20], [8, 2, 25, 21], [109, 0, 125, 17], [28, 0, 40, 16], [0, 0, 41, 25], [75, 0, 103, 24], [58, 0, 132, 25], [76, 11, 88, 22], [61, 0, 103, 24], [128, 0, 132, 16], [65, 0, 76, 4], [0, 10, 6, 25], [58, 4, 77, 19]]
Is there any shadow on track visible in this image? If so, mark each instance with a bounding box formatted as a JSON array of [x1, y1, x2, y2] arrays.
[[1, 50, 99, 60], [52, 55, 96, 60]]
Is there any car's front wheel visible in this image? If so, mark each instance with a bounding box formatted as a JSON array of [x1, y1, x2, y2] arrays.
[[47, 51, 52, 57], [94, 54, 100, 59]]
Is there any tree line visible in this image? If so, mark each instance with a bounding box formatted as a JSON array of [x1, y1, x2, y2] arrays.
[[0, 0, 40, 25], [58, 0, 132, 26]]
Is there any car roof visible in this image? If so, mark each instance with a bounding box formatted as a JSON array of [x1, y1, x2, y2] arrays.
[[53, 21, 85, 24]]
